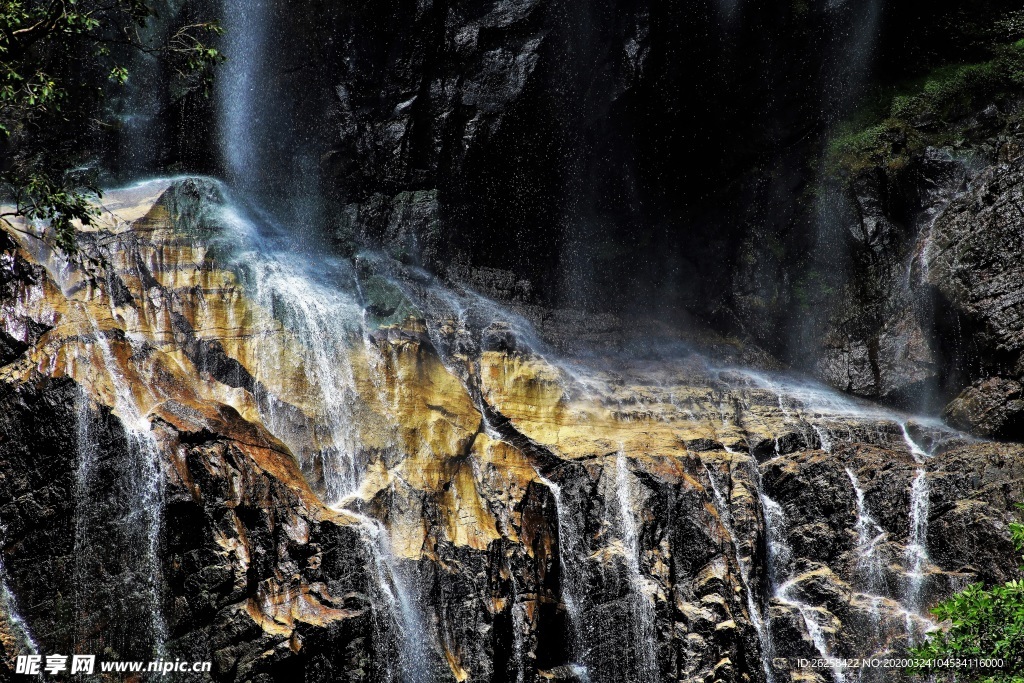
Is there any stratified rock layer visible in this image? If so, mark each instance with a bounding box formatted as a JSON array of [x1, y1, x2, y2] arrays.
[[1, 180, 1022, 683]]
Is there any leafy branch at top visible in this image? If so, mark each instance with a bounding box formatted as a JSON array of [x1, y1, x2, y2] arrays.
[[908, 505, 1024, 683], [0, 0, 223, 254]]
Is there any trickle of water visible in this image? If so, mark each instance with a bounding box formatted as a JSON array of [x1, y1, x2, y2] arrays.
[[904, 469, 930, 643], [763, 493, 847, 683], [508, 570, 527, 683], [0, 553, 40, 657], [82, 315, 167, 657], [348, 512, 431, 683], [844, 468, 885, 588], [844, 467, 888, 641], [703, 464, 776, 683], [900, 422, 930, 462], [535, 473, 591, 682], [613, 453, 659, 680], [813, 425, 834, 453]]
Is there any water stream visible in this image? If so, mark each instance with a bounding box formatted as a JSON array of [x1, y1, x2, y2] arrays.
[[0, 553, 39, 658], [703, 462, 776, 683], [764, 493, 848, 683], [612, 452, 659, 680], [900, 423, 933, 644], [350, 512, 430, 683], [535, 473, 591, 682], [844, 466, 886, 630]]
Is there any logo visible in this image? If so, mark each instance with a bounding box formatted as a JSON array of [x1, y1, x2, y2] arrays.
[[15, 655, 95, 675]]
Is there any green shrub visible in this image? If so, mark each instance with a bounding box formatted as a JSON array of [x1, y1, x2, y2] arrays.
[[907, 511, 1024, 683], [824, 37, 1024, 179]]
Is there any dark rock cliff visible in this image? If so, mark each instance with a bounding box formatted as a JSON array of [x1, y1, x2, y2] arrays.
[[2, 185, 1024, 682]]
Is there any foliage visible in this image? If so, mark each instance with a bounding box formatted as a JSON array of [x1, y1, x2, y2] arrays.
[[907, 509, 1024, 683], [0, 0, 223, 253], [825, 39, 1024, 177]]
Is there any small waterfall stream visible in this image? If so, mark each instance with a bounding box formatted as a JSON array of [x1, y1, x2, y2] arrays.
[[844, 466, 886, 632], [84, 319, 167, 658], [900, 422, 932, 643], [763, 493, 848, 683], [535, 473, 591, 681], [611, 452, 659, 681], [14, 248, 173, 662], [0, 554, 39, 657], [351, 512, 430, 683], [704, 462, 776, 683]]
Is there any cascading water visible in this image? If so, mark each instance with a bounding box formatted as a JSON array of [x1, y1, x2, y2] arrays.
[[611, 453, 658, 681], [217, 0, 272, 189], [703, 462, 776, 683], [535, 473, 591, 682], [215, 203, 366, 502], [3, 0, 1021, 679], [0, 554, 39, 658], [198, 193, 438, 682], [844, 467, 886, 620], [351, 512, 431, 683], [28, 255, 171, 662], [901, 422, 933, 642], [763, 493, 848, 683], [710, 373, 956, 683], [904, 470, 930, 641]]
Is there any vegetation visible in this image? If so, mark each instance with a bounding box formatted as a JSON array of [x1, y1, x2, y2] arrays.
[[0, 0, 222, 253], [908, 508, 1024, 683], [826, 38, 1024, 177]]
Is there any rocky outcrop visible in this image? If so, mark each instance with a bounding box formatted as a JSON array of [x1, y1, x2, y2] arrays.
[[1, 181, 1023, 683], [920, 157, 1024, 437]]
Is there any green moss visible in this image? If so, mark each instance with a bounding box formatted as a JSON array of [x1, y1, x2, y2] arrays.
[[825, 38, 1024, 178]]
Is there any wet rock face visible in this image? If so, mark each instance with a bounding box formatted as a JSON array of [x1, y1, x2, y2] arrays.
[[918, 157, 1024, 438], [811, 146, 976, 410], [154, 402, 379, 683], [926, 157, 1024, 359], [323, 0, 654, 288], [0, 384, 379, 682], [762, 442, 1024, 669], [2, 183, 1024, 683], [810, 117, 1024, 438]]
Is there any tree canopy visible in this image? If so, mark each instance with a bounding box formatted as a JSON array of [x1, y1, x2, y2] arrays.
[[0, 0, 221, 252], [909, 510, 1024, 683]]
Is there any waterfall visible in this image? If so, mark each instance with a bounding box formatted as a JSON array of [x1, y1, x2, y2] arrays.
[[844, 466, 887, 645], [0, 554, 39, 657], [27, 254, 170, 661], [350, 513, 431, 683], [612, 453, 659, 680], [904, 470, 930, 642], [83, 314, 167, 656], [535, 473, 591, 681], [822, 0, 885, 119], [204, 198, 438, 680], [704, 463, 776, 683], [763, 494, 848, 683], [900, 422, 932, 642], [508, 570, 527, 683], [217, 0, 272, 188], [844, 468, 885, 593], [217, 203, 365, 503]]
